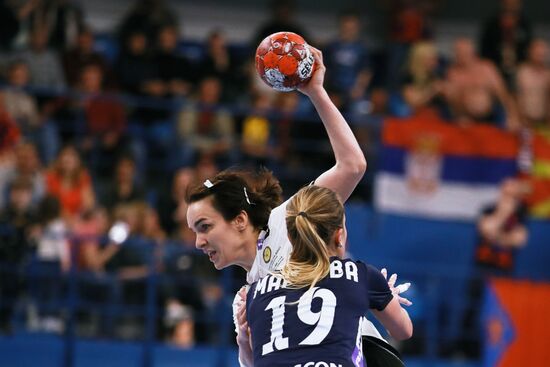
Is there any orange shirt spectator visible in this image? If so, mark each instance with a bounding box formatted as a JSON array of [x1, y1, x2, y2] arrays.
[[45, 146, 95, 219], [46, 170, 91, 216]]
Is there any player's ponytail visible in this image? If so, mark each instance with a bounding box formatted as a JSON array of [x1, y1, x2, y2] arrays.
[[282, 185, 344, 289], [186, 167, 283, 230]]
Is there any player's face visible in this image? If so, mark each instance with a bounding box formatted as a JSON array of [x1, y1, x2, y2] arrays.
[[186, 198, 245, 270]]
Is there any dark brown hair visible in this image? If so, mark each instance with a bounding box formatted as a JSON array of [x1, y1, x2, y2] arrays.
[[186, 167, 283, 230]]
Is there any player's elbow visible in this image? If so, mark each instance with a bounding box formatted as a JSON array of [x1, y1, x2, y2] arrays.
[[344, 154, 367, 179], [392, 323, 413, 341]]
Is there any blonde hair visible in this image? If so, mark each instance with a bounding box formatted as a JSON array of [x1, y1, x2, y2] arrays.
[[407, 42, 438, 86], [281, 185, 344, 289]]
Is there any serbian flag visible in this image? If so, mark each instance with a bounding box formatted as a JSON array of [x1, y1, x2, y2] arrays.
[[374, 110, 519, 220]]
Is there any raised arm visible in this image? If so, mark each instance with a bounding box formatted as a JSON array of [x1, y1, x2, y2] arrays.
[[298, 47, 367, 202]]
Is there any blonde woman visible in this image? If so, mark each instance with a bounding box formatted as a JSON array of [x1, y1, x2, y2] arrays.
[[245, 185, 413, 367], [401, 41, 446, 111]]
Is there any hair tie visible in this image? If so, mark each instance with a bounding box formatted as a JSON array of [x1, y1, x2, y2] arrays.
[[297, 211, 308, 218]]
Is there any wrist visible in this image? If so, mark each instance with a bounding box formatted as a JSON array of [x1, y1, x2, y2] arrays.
[[236, 333, 249, 346], [306, 87, 329, 104]]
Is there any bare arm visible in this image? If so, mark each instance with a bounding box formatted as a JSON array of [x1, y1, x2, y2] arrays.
[[488, 63, 520, 131], [299, 47, 367, 202], [479, 215, 528, 248], [235, 287, 254, 367], [81, 242, 120, 272], [371, 296, 413, 341]]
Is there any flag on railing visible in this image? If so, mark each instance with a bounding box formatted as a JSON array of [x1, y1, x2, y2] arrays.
[[374, 110, 519, 220], [482, 278, 550, 366]]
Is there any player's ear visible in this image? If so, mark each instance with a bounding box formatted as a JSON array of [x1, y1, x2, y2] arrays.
[[233, 210, 249, 232], [333, 228, 344, 248]]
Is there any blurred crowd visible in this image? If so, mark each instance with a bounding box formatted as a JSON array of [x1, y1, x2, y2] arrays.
[[0, 0, 548, 350]]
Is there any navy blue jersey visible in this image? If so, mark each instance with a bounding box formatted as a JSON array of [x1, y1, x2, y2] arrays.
[[246, 257, 393, 367]]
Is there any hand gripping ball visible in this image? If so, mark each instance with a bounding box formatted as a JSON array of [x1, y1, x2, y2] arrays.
[[255, 32, 315, 92]]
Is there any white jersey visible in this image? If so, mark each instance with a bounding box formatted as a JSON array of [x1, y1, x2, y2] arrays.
[[246, 198, 292, 284], [233, 198, 292, 336]]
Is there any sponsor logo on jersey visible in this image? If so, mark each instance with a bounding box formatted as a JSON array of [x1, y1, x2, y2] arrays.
[[263, 246, 272, 263], [293, 362, 343, 367]]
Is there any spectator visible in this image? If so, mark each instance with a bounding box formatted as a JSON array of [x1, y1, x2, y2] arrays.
[[177, 77, 236, 167], [240, 93, 274, 167], [0, 142, 46, 209], [31, 195, 70, 332], [114, 30, 171, 128], [384, 0, 437, 43], [143, 205, 166, 243], [401, 41, 447, 113], [516, 39, 550, 129], [164, 302, 195, 348], [0, 178, 37, 262], [16, 26, 66, 90], [107, 201, 152, 281], [72, 206, 116, 272], [199, 30, 242, 100], [480, 0, 532, 87], [101, 156, 145, 211], [154, 25, 195, 97], [157, 167, 196, 236], [113, 31, 158, 96], [378, 0, 440, 89], [104, 201, 158, 336], [78, 63, 128, 178], [460, 177, 530, 358], [24, 0, 84, 51], [118, 0, 177, 48], [477, 178, 530, 271], [2, 60, 60, 163], [0, 178, 38, 332], [324, 11, 372, 108], [445, 37, 519, 130], [3, 61, 41, 128], [45, 145, 95, 222], [71, 206, 128, 336], [62, 26, 111, 88]]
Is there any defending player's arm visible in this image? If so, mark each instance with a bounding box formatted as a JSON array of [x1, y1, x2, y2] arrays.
[[366, 264, 413, 341], [235, 287, 253, 367], [298, 47, 367, 202], [371, 298, 413, 341]]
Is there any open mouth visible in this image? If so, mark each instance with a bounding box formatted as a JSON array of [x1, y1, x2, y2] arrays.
[[206, 250, 217, 262]]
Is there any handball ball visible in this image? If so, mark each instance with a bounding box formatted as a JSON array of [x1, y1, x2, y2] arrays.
[[255, 32, 315, 92]]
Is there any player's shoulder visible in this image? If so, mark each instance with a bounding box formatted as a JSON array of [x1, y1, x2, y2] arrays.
[[268, 197, 291, 221]]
